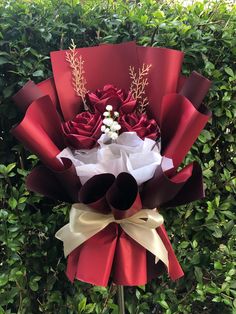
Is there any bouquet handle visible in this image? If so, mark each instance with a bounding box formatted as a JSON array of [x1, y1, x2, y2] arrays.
[[117, 285, 125, 314]]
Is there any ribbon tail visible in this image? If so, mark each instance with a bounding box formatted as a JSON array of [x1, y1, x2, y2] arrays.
[[55, 223, 108, 257], [121, 224, 169, 269]]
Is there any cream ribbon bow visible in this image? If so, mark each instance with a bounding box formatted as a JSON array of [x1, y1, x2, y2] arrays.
[[55, 203, 169, 269]]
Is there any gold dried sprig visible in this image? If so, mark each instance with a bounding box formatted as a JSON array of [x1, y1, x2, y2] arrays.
[[129, 63, 152, 114], [66, 39, 88, 110]]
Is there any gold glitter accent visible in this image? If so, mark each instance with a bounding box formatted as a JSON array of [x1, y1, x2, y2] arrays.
[[129, 64, 152, 113], [66, 39, 88, 110]]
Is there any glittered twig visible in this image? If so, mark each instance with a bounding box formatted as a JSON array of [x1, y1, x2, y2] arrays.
[[129, 64, 152, 113], [66, 39, 88, 110]]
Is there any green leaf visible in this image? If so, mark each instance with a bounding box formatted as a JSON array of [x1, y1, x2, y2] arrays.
[[194, 266, 203, 283], [6, 163, 16, 173], [212, 227, 222, 238], [18, 197, 27, 204], [214, 261, 223, 270], [158, 300, 169, 310], [136, 289, 141, 299], [32, 70, 44, 77], [0, 57, 9, 65], [29, 280, 39, 292], [179, 241, 189, 249], [203, 144, 211, 154], [8, 197, 17, 209], [192, 240, 198, 248], [224, 220, 234, 235], [225, 67, 234, 77], [85, 303, 96, 313], [0, 274, 8, 287], [78, 298, 87, 313]]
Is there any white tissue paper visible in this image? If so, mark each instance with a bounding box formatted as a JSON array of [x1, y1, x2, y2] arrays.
[[57, 132, 173, 185]]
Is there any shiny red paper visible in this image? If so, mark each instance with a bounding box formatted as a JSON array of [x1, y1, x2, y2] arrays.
[[11, 42, 212, 286]]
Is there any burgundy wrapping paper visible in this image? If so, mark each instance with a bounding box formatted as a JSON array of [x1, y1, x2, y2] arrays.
[[12, 42, 211, 186], [51, 42, 139, 121], [159, 93, 211, 170], [65, 173, 183, 286], [37, 77, 60, 110], [137, 46, 184, 123], [11, 42, 212, 286], [26, 165, 70, 201], [111, 229, 148, 285], [142, 161, 204, 209], [11, 95, 64, 170], [67, 224, 118, 286], [26, 159, 81, 203], [12, 80, 45, 113], [179, 71, 211, 109], [149, 225, 184, 281]]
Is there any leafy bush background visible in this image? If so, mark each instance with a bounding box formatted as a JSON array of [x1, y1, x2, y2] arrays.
[[0, 0, 235, 313]]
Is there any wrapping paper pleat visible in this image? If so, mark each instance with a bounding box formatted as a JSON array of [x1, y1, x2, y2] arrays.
[[146, 225, 184, 282], [112, 230, 147, 285], [12, 78, 59, 114], [163, 162, 204, 207], [53, 158, 81, 202], [137, 46, 184, 123], [106, 172, 141, 219], [37, 77, 60, 110], [160, 93, 211, 169], [156, 225, 184, 280], [12, 81, 45, 113], [67, 224, 118, 286], [179, 71, 211, 109], [26, 159, 81, 202], [26, 165, 70, 201], [177, 75, 186, 93], [141, 162, 204, 209], [79, 173, 115, 213], [11, 95, 65, 170], [64, 173, 183, 285], [67, 223, 183, 286]]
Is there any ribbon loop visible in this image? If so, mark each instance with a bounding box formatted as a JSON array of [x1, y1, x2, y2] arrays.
[[55, 203, 169, 269]]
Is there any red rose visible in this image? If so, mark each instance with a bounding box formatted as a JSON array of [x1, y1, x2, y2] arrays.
[[86, 84, 137, 114], [119, 113, 160, 141], [62, 112, 102, 149]]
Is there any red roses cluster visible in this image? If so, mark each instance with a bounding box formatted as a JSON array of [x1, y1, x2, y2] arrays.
[[62, 85, 160, 149]]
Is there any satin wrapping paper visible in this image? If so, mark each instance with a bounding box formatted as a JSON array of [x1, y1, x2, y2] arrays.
[[11, 43, 211, 203], [62, 173, 183, 286], [11, 42, 211, 286]]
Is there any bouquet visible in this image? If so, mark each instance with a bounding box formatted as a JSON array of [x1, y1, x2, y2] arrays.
[[11, 41, 211, 286]]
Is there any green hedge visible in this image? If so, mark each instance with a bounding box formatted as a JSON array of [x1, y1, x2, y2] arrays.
[[0, 0, 235, 313]]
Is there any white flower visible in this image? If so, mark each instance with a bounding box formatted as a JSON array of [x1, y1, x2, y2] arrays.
[[114, 111, 119, 117], [110, 132, 118, 140], [103, 111, 110, 117], [101, 125, 106, 132], [110, 123, 121, 131], [115, 124, 121, 131], [106, 105, 113, 111], [103, 118, 113, 127]]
